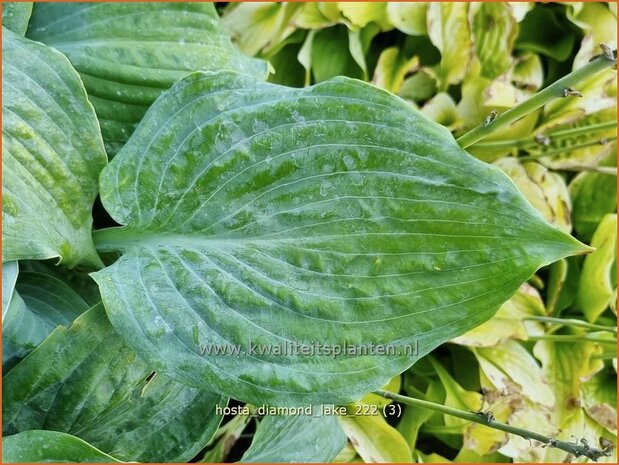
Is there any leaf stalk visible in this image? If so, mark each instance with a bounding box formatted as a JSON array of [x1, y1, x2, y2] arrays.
[[456, 50, 617, 149], [374, 390, 613, 461]]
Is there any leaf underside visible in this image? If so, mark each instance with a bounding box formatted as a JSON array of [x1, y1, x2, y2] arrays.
[[26, 2, 267, 156], [93, 71, 586, 406]]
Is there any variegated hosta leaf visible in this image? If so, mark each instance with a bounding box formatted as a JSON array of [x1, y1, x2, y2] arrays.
[[576, 214, 617, 322], [470, 2, 517, 80], [474, 340, 555, 407], [92, 70, 587, 406], [493, 158, 572, 232], [427, 3, 472, 89], [240, 414, 346, 463], [386, 2, 428, 36], [3, 305, 226, 463], [2, 29, 107, 267], [570, 165, 618, 242], [451, 283, 545, 347], [2, 271, 90, 370], [26, 2, 267, 156], [2, 430, 123, 463], [339, 413, 412, 463]]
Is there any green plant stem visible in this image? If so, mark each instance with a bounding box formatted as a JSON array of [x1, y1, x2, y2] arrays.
[[523, 316, 617, 333], [374, 390, 612, 460], [527, 335, 616, 344], [470, 120, 617, 151], [456, 53, 617, 148], [518, 136, 617, 161]]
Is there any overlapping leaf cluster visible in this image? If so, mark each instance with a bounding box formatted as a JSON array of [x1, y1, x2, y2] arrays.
[[1, 2, 617, 463]]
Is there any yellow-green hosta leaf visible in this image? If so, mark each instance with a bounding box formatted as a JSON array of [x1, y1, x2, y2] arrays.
[[339, 414, 412, 463], [570, 163, 618, 242], [2, 271, 90, 370], [240, 414, 346, 463], [512, 53, 544, 91], [372, 47, 419, 93], [427, 3, 472, 89], [567, 2, 617, 68], [387, 2, 428, 36], [337, 2, 389, 29], [576, 214, 617, 322], [430, 358, 482, 428], [2, 29, 107, 268], [582, 366, 617, 434], [497, 398, 556, 462], [3, 305, 226, 463], [494, 158, 572, 232], [223, 2, 299, 57], [361, 375, 401, 407], [2, 2, 32, 36], [421, 92, 461, 130], [533, 332, 606, 461], [533, 108, 617, 173], [92, 70, 587, 406], [470, 2, 517, 79], [474, 340, 555, 407], [452, 283, 545, 347], [2, 430, 123, 463], [26, 2, 266, 156]]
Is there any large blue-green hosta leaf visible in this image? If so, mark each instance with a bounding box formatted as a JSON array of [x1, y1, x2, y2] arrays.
[[2, 2, 32, 36], [92, 71, 588, 406], [2, 270, 90, 370], [3, 304, 226, 463], [2, 29, 107, 267], [26, 2, 267, 156], [2, 430, 122, 463]]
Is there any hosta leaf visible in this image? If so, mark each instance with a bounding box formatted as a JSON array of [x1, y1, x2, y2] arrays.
[[471, 2, 517, 79], [427, 3, 472, 89], [2, 271, 90, 370], [20, 259, 102, 306], [2, 430, 122, 463], [2, 261, 19, 320], [93, 70, 587, 406], [452, 283, 545, 347], [3, 304, 226, 463], [2, 2, 32, 36], [339, 414, 412, 463], [336, 2, 388, 29], [372, 47, 419, 94], [493, 158, 572, 232], [576, 214, 617, 322], [223, 2, 299, 57], [515, 5, 576, 62], [570, 167, 618, 242], [2, 29, 107, 267], [582, 366, 617, 434], [386, 2, 428, 36], [26, 2, 266, 156], [474, 340, 555, 407], [240, 414, 346, 463], [200, 414, 251, 463]]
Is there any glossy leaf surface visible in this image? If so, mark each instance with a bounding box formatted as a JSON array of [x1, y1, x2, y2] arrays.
[[2, 29, 107, 267], [93, 70, 587, 406], [3, 305, 226, 463], [27, 2, 266, 155]]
